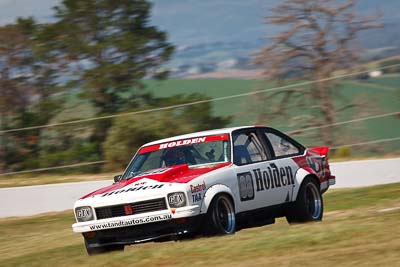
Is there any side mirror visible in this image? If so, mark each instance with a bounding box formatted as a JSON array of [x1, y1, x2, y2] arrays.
[[114, 174, 122, 183]]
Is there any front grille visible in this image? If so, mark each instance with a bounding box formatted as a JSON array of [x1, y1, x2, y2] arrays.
[[95, 198, 167, 220]]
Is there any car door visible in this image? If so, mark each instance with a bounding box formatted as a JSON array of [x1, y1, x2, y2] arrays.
[[232, 128, 291, 212], [260, 128, 305, 203]]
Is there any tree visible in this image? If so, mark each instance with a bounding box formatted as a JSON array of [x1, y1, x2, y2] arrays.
[[44, 0, 174, 113], [0, 18, 63, 172], [38, 0, 175, 155], [0, 19, 42, 171], [254, 0, 379, 146], [0, 19, 35, 126]]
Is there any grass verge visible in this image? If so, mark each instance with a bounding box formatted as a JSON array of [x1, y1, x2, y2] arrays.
[[0, 183, 399, 266], [0, 173, 114, 188]]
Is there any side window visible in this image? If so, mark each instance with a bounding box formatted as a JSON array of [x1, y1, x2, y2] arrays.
[[265, 132, 300, 157], [233, 132, 267, 165]]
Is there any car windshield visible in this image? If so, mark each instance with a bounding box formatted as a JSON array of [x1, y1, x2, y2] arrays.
[[122, 135, 231, 180]]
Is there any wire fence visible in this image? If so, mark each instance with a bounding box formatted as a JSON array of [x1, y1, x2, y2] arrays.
[[1, 136, 398, 176], [0, 161, 107, 176], [1, 112, 398, 176], [286, 111, 399, 134], [1, 63, 399, 176], [331, 137, 400, 149], [1, 63, 399, 134]]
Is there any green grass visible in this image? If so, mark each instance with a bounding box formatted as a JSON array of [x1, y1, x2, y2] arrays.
[[367, 76, 400, 88], [59, 76, 399, 149], [3, 76, 397, 186], [337, 79, 400, 144], [144, 78, 263, 126], [324, 183, 400, 211], [1, 75, 399, 187], [144, 77, 400, 149], [0, 183, 400, 266]]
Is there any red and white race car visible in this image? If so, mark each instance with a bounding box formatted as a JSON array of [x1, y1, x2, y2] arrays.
[[72, 126, 335, 254]]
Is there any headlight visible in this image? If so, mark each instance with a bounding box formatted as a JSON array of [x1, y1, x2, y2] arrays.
[[75, 206, 94, 222], [167, 192, 187, 208]]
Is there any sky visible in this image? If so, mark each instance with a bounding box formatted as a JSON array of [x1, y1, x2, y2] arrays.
[[0, 0, 270, 46], [1, 0, 399, 48], [0, 0, 58, 24]]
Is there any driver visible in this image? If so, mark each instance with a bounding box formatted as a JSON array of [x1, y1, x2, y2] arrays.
[[163, 148, 186, 166]]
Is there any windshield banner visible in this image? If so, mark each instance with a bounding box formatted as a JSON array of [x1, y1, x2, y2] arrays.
[[138, 134, 229, 154]]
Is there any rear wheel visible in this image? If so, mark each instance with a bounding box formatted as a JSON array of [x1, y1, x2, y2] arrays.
[[286, 177, 323, 223], [85, 239, 124, 255], [205, 194, 236, 235]]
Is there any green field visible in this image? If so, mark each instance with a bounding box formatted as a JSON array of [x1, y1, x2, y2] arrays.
[[367, 76, 400, 88], [1, 183, 400, 266], [58, 76, 399, 150], [144, 76, 400, 151], [2, 75, 398, 184]]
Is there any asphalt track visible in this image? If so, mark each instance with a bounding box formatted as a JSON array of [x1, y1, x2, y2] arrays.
[[0, 158, 399, 218]]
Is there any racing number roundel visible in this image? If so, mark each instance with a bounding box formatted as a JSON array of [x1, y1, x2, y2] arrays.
[[238, 172, 254, 201]]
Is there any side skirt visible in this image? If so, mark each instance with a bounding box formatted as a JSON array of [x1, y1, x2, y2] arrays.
[[235, 203, 291, 230]]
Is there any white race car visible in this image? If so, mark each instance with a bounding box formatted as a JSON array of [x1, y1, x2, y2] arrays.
[[72, 126, 335, 255]]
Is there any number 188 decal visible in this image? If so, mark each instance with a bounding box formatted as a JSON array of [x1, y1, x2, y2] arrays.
[[237, 172, 254, 201]]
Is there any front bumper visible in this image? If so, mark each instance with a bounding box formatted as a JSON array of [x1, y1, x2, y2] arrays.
[[84, 215, 204, 248], [72, 205, 200, 233]]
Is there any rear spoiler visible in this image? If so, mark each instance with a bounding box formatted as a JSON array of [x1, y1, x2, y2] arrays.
[[309, 146, 329, 157]]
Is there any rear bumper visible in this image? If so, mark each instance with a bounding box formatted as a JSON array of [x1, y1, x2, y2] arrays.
[[84, 215, 204, 248], [329, 175, 336, 186], [321, 175, 336, 193]]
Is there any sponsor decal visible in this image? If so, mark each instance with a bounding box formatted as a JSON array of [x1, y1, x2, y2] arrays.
[[133, 181, 147, 186], [88, 214, 172, 231], [192, 193, 202, 203], [76, 207, 91, 219], [102, 184, 164, 197], [138, 134, 229, 154], [140, 168, 170, 176], [190, 181, 206, 203], [190, 181, 206, 193], [252, 163, 294, 192], [124, 205, 133, 215], [168, 193, 185, 206], [159, 137, 206, 149], [237, 163, 295, 201], [306, 156, 326, 178], [238, 172, 255, 201]]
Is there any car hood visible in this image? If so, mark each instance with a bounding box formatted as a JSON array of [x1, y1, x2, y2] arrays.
[[79, 162, 231, 201]]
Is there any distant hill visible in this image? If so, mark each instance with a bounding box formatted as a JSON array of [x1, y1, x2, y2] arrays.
[[2, 0, 398, 77], [149, 0, 400, 77]]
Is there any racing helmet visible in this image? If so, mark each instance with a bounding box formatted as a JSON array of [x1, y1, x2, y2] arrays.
[[164, 148, 186, 166]]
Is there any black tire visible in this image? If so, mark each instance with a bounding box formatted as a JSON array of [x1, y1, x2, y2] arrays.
[[85, 239, 124, 255], [205, 194, 236, 235], [286, 177, 323, 223]]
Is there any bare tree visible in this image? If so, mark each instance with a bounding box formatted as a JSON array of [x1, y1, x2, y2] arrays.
[[254, 0, 379, 146]]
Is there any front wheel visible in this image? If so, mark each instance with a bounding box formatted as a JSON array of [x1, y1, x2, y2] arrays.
[[286, 177, 323, 223], [205, 194, 236, 235]]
